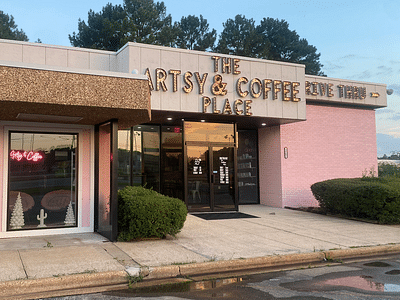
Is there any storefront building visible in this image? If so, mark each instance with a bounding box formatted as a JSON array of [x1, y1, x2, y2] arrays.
[[0, 39, 386, 240]]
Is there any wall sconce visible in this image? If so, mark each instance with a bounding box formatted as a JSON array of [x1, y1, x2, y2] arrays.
[[284, 147, 288, 159]]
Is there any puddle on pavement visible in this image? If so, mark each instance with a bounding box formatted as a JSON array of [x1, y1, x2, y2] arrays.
[[320, 275, 400, 293], [123, 277, 243, 296], [386, 269, 400, 275], [364, 261, 392, 267]]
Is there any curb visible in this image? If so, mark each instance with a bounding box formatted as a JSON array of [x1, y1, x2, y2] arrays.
[[144, 252, 326, 280], [2, 244, 400, 299], [0, 270, 128, 299], [145, 244, 400, 280], [324, 244, 400, 261]]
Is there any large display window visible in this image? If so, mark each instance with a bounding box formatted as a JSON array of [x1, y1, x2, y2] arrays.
[[8, 132, 77, 230], [237, 130, 259, 204]]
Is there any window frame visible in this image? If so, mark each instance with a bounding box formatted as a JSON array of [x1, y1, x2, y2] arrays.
[[2, 124, 85, 234]]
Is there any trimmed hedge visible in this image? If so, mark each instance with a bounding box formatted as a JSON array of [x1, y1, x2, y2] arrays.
[[311, 177, 400, 224], [118, 186, 187, 241], [379, 163, 400, 177]]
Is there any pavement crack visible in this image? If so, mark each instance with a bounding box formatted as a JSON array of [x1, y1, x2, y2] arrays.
[[170, 239, 212, 261], [17, 250, 28, 279], [101, 243, 141, 267]]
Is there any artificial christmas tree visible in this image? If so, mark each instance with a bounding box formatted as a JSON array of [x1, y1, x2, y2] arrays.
[[10, 192, 24, 229], [64, 201, 75, 226]]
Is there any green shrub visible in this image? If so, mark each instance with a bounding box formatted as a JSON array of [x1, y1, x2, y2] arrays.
[[118, 186, 187, 241], [379, 163, 400, 177], [311, 177, 400, 224]]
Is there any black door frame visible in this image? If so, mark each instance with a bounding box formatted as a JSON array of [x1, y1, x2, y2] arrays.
[[184, 140, 238, 212], [94, 119, 119, 241]]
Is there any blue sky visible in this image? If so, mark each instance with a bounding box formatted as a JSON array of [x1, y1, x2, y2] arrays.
[[2, 0, 400, 156]]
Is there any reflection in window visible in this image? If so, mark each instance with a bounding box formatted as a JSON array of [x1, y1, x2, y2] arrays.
[[187, 146, 209, 208], [238, 130, 259, 204], [8, 132, 77, 230], [118, 129, 131, 190], [184, 122, 235, 144], [142, 126, 160, 191], [117, 126, 160, 192], [161, 126, 183, 199]]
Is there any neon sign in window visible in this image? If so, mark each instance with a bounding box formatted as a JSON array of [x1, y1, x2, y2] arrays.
[[8, 132, 77, 230], [10, 150, 43, 162]]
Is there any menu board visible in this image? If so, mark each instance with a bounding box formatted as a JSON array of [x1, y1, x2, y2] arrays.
[[219, 156, 229, 184], [193, 158, 202, 175]]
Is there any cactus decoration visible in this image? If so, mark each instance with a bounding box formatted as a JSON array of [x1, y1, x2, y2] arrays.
[[37, 208, 47, 228], [64, 201, 75, 226], [10, 192, 25, 229]]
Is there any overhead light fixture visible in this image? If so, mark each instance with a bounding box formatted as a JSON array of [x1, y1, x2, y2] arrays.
[[261, 123, 267, 126], [167, 117, 173, 121], [201, 119, 205, 122]]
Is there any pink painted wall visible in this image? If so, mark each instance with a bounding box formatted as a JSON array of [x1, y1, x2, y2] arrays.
[[280, 104, 377, 207], [258, 126, 282, 207], [80, 128, 92, 228]]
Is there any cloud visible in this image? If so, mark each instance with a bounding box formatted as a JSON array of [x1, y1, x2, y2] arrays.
[[339, 54, 357, 60], [356, 70, 372, 80], [377, 133, 400, 156], [322, 61, 345, 71], [375, 108, 395, 115], [376, 65, 393, 76], [391, 114, 400, 121]]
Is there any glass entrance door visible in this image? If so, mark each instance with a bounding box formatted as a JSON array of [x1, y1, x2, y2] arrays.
[[187, 145, 210, 210], [184, 121, 237, 212], [212, 146, 235, 210], [186, 144, 236, 211]]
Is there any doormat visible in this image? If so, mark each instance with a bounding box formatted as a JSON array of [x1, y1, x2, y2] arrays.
[[191, 212, 259, 220]]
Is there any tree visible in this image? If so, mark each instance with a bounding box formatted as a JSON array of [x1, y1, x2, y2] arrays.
[[215, 15, 264, 58], [175, 15, 216, 51], [0, 10, 28, 41], [216, 15, 324, 76], [69, 3, 126, 51], [256, 17, 324, 76], [69, 4, 325, 75], [69, 0, 176, 50], [122, 0, 175, 46]]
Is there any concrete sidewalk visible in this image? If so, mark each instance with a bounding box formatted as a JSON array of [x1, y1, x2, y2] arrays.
[[1, 205, 400, 298]]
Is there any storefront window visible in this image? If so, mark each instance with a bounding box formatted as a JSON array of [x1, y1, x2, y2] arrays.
[[118, 129, 131, 190], [141, 126, 160, 191], [184, 122, 235, 144], [238, 130, 259, 204], [8, 132, 77, 230], [161, 126, 183, 199], [117, 126, 160, 192]]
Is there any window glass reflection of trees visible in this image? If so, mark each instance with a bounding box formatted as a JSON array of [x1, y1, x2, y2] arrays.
[[117, 126, 160, 192], [161, 126, 183, 199], [8, 132, 77, 230], [118, 129, 131, 189]]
